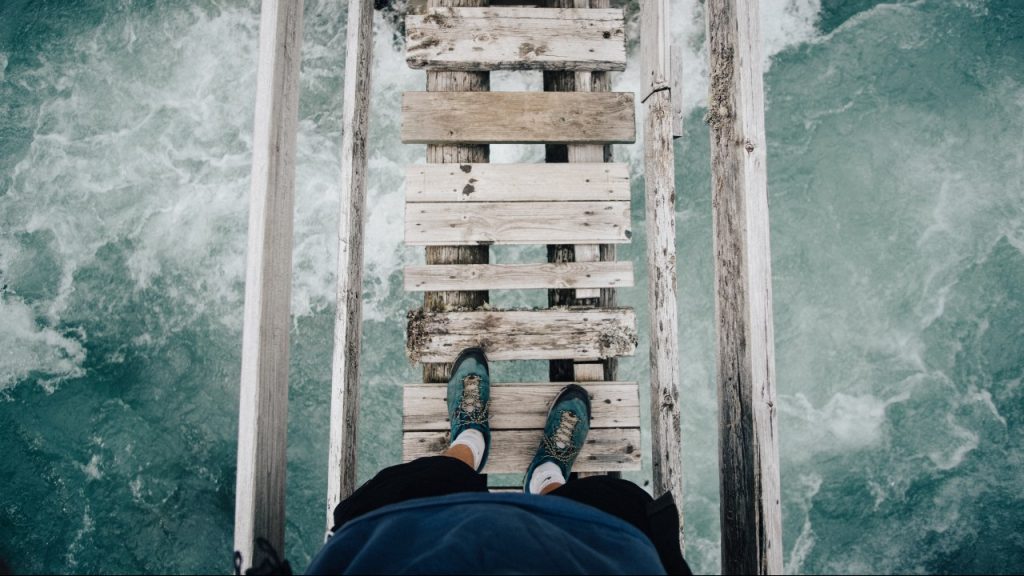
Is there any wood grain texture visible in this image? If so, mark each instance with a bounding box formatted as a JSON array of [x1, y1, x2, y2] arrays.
[[707, 0, 783, 572], [401, 91, 636, 144], [326, 0, 373, 529], [406, 162, 630, 203], [421, 0, 491, 386], [641, 0, 686, 556], [234, 0, 303, 569], [640, 0, 671, 100], [404, 428, 641, 472], [404, 261, 634, 291], [403, 381, 639, 430], [406, 308, 638, 362], [543, 0, 618, 386], [406, 201, 631, 246], [406, 7, 626, 71]]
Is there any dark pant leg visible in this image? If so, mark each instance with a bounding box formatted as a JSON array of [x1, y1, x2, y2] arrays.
[[550, 476, 692, 575], [330, 456, 487, 531]]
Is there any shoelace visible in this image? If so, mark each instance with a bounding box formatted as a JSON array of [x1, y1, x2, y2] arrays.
[[542, 410, 580, 464], [453, 374, 489, 426]]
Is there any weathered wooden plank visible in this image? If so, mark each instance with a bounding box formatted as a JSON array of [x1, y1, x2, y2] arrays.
[[234, 0, 303, 570], [671, 40, 684, 138], [707, 0, 783, 572], [401, 91, 636, 144], [406, 308, 637, 363], [326, 0, 373, 529], [573, 244, 601, 299], [405, 162, 630, 203], [420, 0, 491, 386], [404, 261, 634, 292], [404, 428, 641, 472], [405, 201, 631, 245], [640, 0, 671, 100], [641, 0, 686, 556], [406, 7, 626, 71], [403, 381, 639, 430]]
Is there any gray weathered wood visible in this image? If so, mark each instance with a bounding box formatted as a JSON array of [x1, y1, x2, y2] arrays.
[[671, 41, 684, 138], [405, 201, 631, 245], [326, 0, 373, 530], [404, 261, 634, 291], [406, 7, 626, 71], [421, 0, 492, 386], [406, 162, 630, 203], [404, 428, 641, 472], [234, 0, 303, 570], [641, 0, 686, 556], [401, 91, 636, 144], [404, 381, 639, 429], [406, 308, 637, 362], [706, 0, 783, 572], [640, 0, 671, 101]]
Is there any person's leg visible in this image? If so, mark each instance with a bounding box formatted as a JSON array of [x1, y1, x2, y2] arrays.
[[331, 455, 486, 530], [331, 347, 493, 531]]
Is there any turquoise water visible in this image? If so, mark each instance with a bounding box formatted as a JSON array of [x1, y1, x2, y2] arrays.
[[1, 0, 1022, 572]]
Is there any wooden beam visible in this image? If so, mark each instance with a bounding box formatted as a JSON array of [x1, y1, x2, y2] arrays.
[[404, 428, 641, 472], [641, 0, 685, 556], [420, 0, 491, 387], [326, 0, 373, 530], [406, 162, 630, 203], [406, 308, 638, 363], [706, 0, 783, 572], [404, 261, 634, 292], [405, 201, 631, 245], [233, 0, 303, 570], [406, 7, 626, 71], [401, 91, 636, 144], [403, 381, 639, 430]]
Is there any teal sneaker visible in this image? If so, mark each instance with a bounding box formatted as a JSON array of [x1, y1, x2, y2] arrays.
[[523, 384, 591, 494], [447, 347, 491, 472]]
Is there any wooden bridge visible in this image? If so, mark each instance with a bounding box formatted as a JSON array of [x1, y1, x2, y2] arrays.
[[233, 0, 782, 574]]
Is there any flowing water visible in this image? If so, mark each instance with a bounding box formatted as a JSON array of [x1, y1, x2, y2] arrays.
[[1, 0, 1022, 572]]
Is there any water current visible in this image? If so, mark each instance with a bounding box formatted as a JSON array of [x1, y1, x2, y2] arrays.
[[1, 0, 1022, 572]]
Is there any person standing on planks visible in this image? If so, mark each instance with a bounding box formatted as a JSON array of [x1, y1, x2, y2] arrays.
[[301, 348, 692, 575]]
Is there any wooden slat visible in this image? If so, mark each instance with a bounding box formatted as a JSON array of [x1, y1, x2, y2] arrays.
[[406, 308, 637, 362], [234, 0, 304, 569], [404, 381, 639, 430], [419, 0, 491, 386], [327, 0, 374, 526], [405, 201, 631, 246], [708, 0, 783, 571], [641, 0, 686, 556], [406, 7, 626, 71], [404, 261, 634, 292], [401, 92, 636, 144], [406, 162, 630, 203], [573, 244, 601, 299], [404, 428, 641, 473]]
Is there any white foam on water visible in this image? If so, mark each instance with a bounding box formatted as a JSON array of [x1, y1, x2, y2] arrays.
[[0, 296, 86, 392], [785, 473, 823, 575], [671, 0, 823, 117]]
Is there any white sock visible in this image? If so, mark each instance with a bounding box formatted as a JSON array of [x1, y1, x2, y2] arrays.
[[450, 429, 486, 470], [528, 461, 566, 494]]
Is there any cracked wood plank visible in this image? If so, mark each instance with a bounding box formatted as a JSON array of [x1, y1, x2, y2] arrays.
[[404, 261, 634, 291], [405, 201, 631, 245], [406, 162, 629, 203], [406, 7, 626, 71], [406, 308, 637, 362], [401, 91, 635, 144]]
